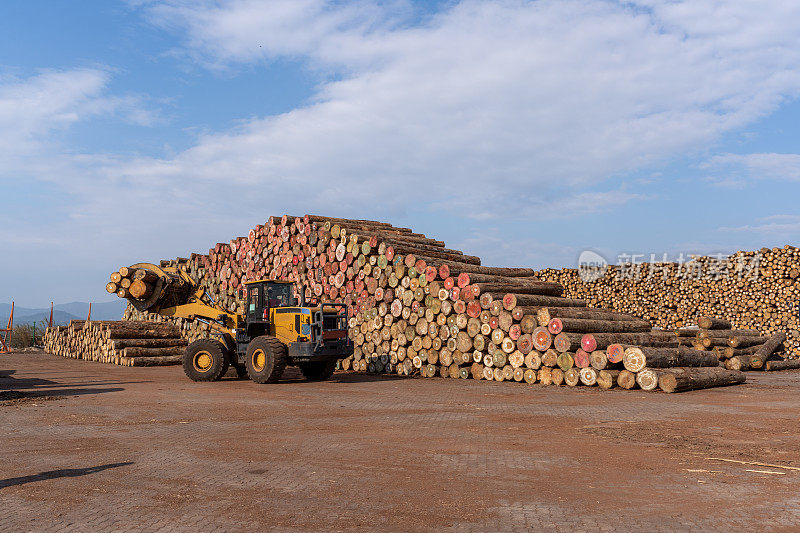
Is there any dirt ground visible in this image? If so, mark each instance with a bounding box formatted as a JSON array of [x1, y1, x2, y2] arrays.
[[1, 351, 799, 532]]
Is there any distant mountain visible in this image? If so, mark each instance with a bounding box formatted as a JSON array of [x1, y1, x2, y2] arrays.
[[0, 300, 127, 326], [52, 301, 128, 320], [13, 310, 81, 327]]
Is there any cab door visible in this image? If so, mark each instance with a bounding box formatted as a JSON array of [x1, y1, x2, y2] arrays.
[[247, 285, 261, 321]]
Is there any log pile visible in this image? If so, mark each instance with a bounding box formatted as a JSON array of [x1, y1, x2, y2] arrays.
[[106, 214, 795, 392], [44, 321, 186, 366], [536, 247, 800, 358], [669, 317, 790, 371], [122, 306, 214, 344]]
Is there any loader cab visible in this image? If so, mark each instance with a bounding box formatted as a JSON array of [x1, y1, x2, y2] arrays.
[[239, 279, 306, 343], [243, 280, 298, 323]]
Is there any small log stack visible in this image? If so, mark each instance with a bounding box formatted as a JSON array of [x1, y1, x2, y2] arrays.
[[44, 321, 186, 366]]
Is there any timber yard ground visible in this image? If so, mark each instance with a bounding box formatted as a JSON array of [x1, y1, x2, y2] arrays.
[[1, 352, 800, 532]]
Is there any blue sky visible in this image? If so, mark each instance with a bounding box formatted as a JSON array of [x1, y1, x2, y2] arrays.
[[2, 0, 800, 307]]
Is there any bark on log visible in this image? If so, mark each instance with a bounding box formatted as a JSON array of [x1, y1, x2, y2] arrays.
[[111, 338, 188, 349], [539, 307, 642, 324], [697, 317, 732, 330], [658, 367, 746, 393], [749, 332, 787, 369], [413, 259, 535, 277], [558, 332, 677, 353], [121, 355, 184, 366], [764, 359, 800, 371], [483, 293, 586, 309], [697, 329, 761, 339], [471, 282, 563, 297], [122, 346, 185, 358], [107, 329, 183, 340], [724, 355, 752, 371], [103, 323, 179, 333], [306, 214, 396, 228], [459, 273, 541, 284], [548, 317, 651, 334], [622, 345, 719, 372], [729, 336, 770, 348], [387, 244, 481, 265], [719, 345, 761, 359]]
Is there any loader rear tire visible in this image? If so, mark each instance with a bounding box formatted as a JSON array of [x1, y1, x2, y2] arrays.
[[246, 336, 287, 384], [299, 360, 337, 381], [183, 339, 229, 382]]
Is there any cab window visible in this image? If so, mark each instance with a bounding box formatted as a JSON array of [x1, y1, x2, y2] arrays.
[[266, 283, 296, 308], [249, 287, 259, 315]]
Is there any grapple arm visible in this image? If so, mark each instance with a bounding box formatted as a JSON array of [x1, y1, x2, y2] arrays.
[[123, 263, 241, 330]]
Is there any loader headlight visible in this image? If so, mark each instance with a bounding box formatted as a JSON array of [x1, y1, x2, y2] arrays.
[[301, 324, 311, 336]]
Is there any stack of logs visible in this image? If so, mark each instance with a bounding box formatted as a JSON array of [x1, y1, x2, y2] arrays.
[[536, 247, 800, 358], [44, 321, 186, 366], [106, 214, 800, 391], [673, 316, 798, 372], [105, 267, 158, 300], [122, 307, 213, 344]]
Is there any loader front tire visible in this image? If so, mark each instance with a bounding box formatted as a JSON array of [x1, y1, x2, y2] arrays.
[[246, 336, 287, 384], [183, 339, 229, 382]]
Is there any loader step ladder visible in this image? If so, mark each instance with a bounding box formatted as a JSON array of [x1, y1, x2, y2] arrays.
[[0, 302, 13, 354]]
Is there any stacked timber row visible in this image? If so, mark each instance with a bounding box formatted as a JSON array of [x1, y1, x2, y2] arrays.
[[122, 307, 213, 344], [672, 317, 795, 371], [537, 247, 800, 358], [112, 215, 763, 392], [596, 344, 744, 393], [44, 320, 186, 366]]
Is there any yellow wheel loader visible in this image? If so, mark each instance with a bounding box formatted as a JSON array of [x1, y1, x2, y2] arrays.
[[123, 263, 352, 383]]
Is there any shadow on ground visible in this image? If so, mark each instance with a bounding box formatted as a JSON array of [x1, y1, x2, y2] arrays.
[[275, 369, 408, 384], [0, 370, 135, 399], [0, 462, 134, 489]]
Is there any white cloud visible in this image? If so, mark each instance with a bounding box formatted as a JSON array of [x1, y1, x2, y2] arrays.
[[117, 0, 800, 218], [0, 69, 158, 166], [705, 153, 800, 185], [0, 69, 109, 159], [140, 0, 402, 69], [720, 214, 800, 237], [7, 0, 800, 302]]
